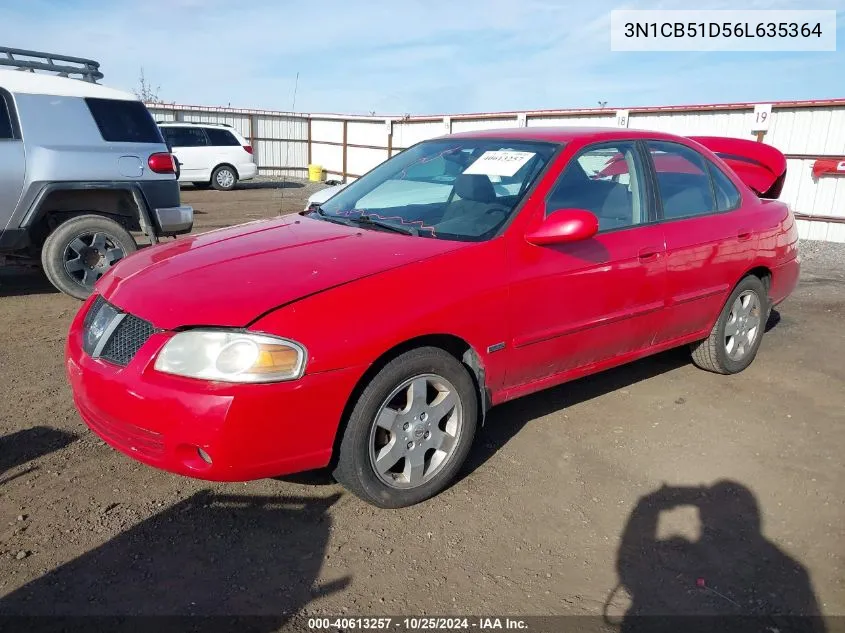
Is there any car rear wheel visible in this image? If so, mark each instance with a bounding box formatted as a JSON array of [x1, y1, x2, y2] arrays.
[[690, 275, 768, 374], [41, 214, 137, 300], [211, 165, 238, 191], [333, 347, 478, 508]]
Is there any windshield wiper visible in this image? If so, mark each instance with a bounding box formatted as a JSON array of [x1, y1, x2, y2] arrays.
[[311, 206, 357, 228], [352, 214, 419, 236]]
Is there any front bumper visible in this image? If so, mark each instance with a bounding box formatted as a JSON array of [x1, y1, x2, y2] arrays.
[[154, 205, 194, 236], [65, 298, 364, 481]]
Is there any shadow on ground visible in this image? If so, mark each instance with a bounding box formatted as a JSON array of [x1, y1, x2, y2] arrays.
[[0, 270, 58, 298], [463, 347, 691, 478], [607, 480, 827, 632], [0, 426, 77, 482], [183, 181, 305, 192], [0, 492, 347, 626], [464, 309, 782, 479]]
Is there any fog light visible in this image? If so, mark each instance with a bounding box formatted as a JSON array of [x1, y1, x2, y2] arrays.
[[197, 448, 213, 464]]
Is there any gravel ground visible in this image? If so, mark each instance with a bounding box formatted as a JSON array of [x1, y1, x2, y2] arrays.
[[0, 184, 843, 631], [797, 239, 845, 274]]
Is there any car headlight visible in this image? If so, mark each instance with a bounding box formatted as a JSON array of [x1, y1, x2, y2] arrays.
[[154, 330, 307, 383]]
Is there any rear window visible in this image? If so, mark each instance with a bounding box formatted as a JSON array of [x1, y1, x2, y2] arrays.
[[205, 127, 241, 146], [85, 98, 162, 143]]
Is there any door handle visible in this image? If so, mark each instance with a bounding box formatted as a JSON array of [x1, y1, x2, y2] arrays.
[[737, 230, 752, 242], [638, 247, 661, 261]]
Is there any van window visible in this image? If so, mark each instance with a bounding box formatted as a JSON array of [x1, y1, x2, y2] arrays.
[[162, 126, 208, 148], [85, 98, 162, 143], [205, 127, 241, 146]]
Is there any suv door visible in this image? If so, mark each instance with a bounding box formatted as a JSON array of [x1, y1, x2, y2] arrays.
[[0, 88, 26, 231], [646, 140, 755, 343], [160, 126, 209, 182], [506, 141, 667, 388]]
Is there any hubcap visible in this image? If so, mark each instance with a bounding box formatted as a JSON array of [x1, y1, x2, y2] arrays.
[[63, 232, 125, 289], [216, 169, 235, 188], [725, 290, 762, 360], [368, 374, 463, 489]]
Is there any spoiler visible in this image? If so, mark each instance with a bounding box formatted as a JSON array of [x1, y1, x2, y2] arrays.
[[689, 136, 787, 199]]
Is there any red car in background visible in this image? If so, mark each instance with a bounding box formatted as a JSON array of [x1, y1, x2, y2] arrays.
[[66, 127, 799, 508]]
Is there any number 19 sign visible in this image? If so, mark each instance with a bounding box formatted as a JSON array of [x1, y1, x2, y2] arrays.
[[751, 104, 772, 133]]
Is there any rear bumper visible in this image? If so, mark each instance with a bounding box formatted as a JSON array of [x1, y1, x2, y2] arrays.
[[238, 162, 258, 180], [771, 255, 800, 306], [154, 205, 193, 236]]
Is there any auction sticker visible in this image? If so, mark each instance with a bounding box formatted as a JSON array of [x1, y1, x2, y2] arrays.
[[463, 150, 535, 177]]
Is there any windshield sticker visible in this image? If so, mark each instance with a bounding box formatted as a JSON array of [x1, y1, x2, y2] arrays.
[[463, 150, 535, 177]]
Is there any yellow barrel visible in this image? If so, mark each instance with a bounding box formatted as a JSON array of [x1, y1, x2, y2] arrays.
[[308, 164, 324, 182]]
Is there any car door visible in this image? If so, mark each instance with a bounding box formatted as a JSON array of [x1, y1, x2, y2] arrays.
[[0, 88, 26, 229], [160, 126, 209, 181], [505, 140, 667, 389], [645, 140, 756, 343]]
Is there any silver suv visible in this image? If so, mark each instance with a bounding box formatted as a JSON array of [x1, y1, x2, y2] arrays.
[[0, 48, 192, 299]]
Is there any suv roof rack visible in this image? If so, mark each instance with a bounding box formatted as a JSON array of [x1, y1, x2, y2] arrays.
[[0, 47, 103, 83]]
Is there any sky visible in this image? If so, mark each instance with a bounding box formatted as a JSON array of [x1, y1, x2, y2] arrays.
[[0, 0, 842, 115]]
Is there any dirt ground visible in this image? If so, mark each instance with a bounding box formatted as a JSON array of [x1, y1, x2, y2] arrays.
[[0, 179, 843, 629]]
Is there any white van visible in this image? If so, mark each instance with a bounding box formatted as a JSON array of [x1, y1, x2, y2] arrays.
[[158, 122, 257, 190]]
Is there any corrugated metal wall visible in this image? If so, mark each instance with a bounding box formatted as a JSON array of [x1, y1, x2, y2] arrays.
[[148, 101, 845, 242]]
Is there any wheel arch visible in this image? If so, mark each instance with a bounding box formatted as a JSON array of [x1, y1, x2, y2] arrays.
[[328, 333, 490, 470], [740, 265, 773, 298], [21, 183, 154, 250], [213, 162, 240, 178]]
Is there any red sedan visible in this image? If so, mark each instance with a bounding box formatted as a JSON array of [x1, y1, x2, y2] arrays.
[[66, 127, 799, 508]]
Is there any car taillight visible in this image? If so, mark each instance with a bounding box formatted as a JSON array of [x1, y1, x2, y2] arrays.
[[148, 152, 175, 174], [243, 145, 253, 155]]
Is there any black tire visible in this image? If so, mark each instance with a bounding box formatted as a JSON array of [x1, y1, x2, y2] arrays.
[[211, 165, 238, 191], [690, 275, 768, 374], [333, 347, 478, 508], [40, 214, 137, 300]]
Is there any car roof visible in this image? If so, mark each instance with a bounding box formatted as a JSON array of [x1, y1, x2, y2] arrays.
[[0, 69, 137, 101], [445, 126, 686, 144]]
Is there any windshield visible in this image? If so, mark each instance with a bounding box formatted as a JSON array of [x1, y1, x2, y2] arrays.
[[313, 138, 559, 241]]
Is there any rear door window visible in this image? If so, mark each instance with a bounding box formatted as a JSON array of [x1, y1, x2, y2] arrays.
[[708, 162, 742, 211], [204, 127, 241, 146], [161, 126, 208, 148], [85, 98, 162, 143], [647, 141, 718, 220]]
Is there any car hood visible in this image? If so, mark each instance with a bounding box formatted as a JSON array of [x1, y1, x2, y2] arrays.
[[98, 215, 468, 330]]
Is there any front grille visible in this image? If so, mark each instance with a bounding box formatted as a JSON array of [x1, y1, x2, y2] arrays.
[[99, 314, 156, 366]]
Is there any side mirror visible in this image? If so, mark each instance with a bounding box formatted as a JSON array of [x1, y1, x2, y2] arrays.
[[525, 208, 599, 245]]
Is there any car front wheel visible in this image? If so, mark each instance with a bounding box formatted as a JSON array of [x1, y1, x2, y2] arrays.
[[333, 347, 478, 508], [691, 275, 768, 374]]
